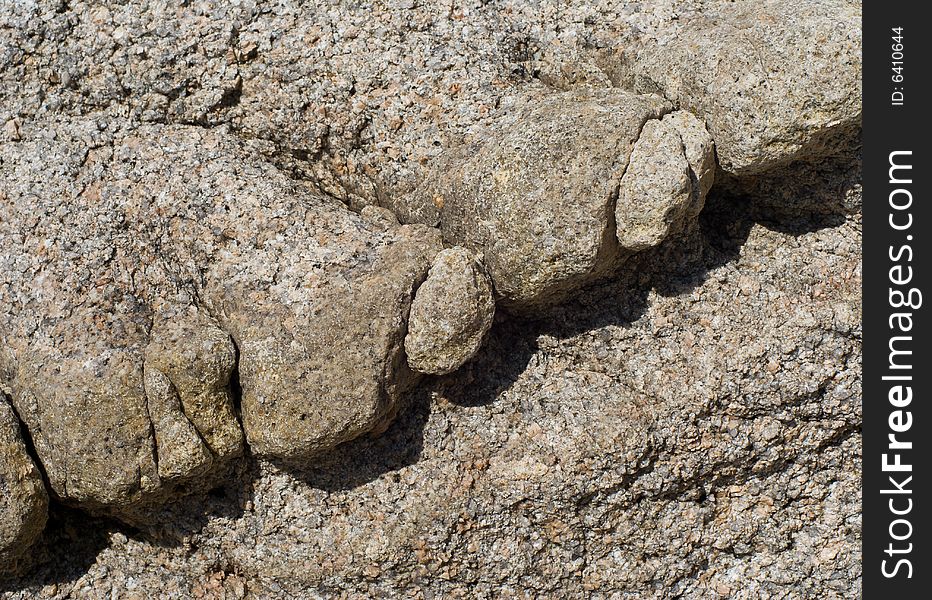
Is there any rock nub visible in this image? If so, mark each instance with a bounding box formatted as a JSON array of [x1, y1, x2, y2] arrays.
[[224, 218, 441, 461], [405, 247, 495, 376], [144, 309, 243, 481], [616, 111, 715, 251]]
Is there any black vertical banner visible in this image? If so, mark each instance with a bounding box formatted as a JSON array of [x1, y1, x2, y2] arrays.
[[863, 2, 931, 597]]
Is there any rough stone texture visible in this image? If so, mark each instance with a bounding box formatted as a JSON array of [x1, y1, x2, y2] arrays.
[[1, 190, 861, 598], [0, 394, 48, 575], [426, 89, 673, 310], [410, 101, 715, 311], [624, 0, 862, 176], [0, 0, 862, 596], [616, 111, 714, 251], [666, 110, 717, 205], [406, 247, 495, 375], [0, 0, 860, 195], [0, 119, 440, 513], [144, 311, 241, 482]]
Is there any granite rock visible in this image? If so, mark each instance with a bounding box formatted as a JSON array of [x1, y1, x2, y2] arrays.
[[422, 89, 675, 310], [0, 0, 862, 595], [628, 0, 862, 176], [416, 92, 716, 311], [0, 120, 441, 512], [3, 195, 861, 598], [405, 247, 495, 375], [616, 111, 714, 251], [0, 394, 48, 575]]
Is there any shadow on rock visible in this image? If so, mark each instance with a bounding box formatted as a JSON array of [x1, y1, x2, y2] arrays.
[[437, 313, 541, 408], [0, 143, 862, 592], [718, 128, 861, 231], [437, 147, 861, 405], [129, 457, 259, 548], [0, 505, 120, 594], [277, 384, 432, 492]]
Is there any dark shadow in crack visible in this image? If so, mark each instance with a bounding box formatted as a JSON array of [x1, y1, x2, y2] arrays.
[[128, 456, 258, 548], [541, 140, 858, 343], [500, 194, 744, 345], [438, 313, 541, 408], [0, 505, 120, 594], [279, 383, 432, 492], [1, 410, 259, 586], [717, 130, 861, 234], [437, 145, 861, 403]]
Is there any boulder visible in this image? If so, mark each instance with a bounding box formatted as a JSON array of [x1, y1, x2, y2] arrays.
[[0, 120, 441, 511], [422, 89, 672, 310], [629, 0, 861, 176]]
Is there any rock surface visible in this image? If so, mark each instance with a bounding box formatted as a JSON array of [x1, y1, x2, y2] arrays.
[[0, 0, 862, 595], [408, 101, 715, 311], [616, 111, 714, 251], [405, 247, 495, 375], [423, 89, 676, 310], [626, 0, 862, 176], [2, 193, 862, 598], [0, 120, 440, 514], [0, 394, 48, 574]]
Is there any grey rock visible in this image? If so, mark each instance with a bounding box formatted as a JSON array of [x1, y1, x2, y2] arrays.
[[405, 247, 495, 375], [615, 111, 715, 251], [0, 120, 441, 511], [13, 200, 860, 599], [0, 0, 862, 595], [425, 89, 673, 310], [666, 110, 717, 206], [359, 205, 401, 229], [629, 0, 861, 176], [224, 215, 440, 461], [415, 92, 716, 311], [0, 393, 48, 575]]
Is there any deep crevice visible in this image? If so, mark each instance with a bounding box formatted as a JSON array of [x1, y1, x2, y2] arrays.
[[3, 395, 55, 504]]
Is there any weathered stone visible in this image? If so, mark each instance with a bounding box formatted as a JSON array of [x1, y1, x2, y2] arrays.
[[423, 89, 671, 310], [666, 111, 717, 206], [222, 216, 440, 461], [144, 308, 242, 481], [616, 111, 715, 251], [0, 120, 441, 510], [0, 0, 862, 594], [405, 247, 495, 375], [0, 393, 48, 575], [359, 204, 401, 228], [629, 0, 861, 176]]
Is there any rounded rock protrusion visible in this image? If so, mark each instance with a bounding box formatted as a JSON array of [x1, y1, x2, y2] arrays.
[[405, 247, 495, 375], [424, 89, 672, 311], [629, 0, 861, 176], [615, 111, 715, 252]]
